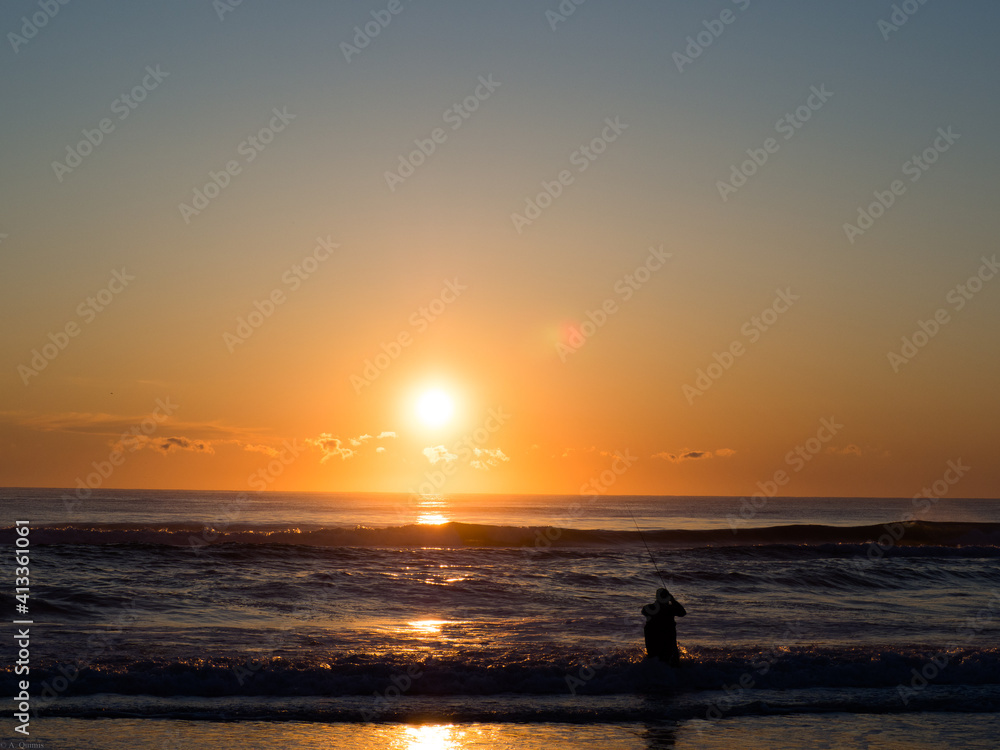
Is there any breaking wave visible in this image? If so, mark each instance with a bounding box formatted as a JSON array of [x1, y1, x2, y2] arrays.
[[9, 520, 1000, 553]]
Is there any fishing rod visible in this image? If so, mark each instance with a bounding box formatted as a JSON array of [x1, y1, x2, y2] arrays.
[[624, 503, 667, 589]]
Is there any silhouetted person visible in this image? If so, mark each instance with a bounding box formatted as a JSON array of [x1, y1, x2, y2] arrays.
[[642, 587, 686, 666]]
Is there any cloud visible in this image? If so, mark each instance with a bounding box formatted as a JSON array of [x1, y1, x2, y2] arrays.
[[307, 434, 355, 462], [652, 448, 735, 462], [680, 451, 710, 460], [0, 410, 273, 445], [113, 435, 216, 454], [240, 443, 281, 457], [3, 410, 156, 435], [3, 410, 348, 462], [307, 431, 397, 462], [152, 437, 215, 454], [560, 446, 598, 458], [827, 444, 861, 456], [471, 447, 509, 470], [423, 445, 458, 464], [651, 451, 709, 462], [114, 435, 293, 457]]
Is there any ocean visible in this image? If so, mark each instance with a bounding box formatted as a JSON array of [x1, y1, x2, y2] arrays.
[[2, 488, 999, 749]]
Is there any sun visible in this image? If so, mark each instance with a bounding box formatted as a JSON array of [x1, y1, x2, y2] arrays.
[[416, 389, 454, 428]]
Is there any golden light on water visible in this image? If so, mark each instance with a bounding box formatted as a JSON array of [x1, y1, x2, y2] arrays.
[[403, 725, 460, 750], [408, 619, 448, 635], [415, 495, 451, 525]]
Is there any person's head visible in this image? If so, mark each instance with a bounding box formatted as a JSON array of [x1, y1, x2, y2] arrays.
[[656, 587, 671, 601]]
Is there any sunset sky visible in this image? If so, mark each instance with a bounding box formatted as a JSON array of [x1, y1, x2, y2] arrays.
[[2, 0, 998, 497]]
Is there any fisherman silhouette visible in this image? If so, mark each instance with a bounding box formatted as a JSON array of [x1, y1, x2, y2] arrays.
[[641, 588, 686, 666]]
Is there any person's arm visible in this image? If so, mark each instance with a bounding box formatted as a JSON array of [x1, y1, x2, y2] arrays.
[[660, 591, 686, 617], [669, 597, 686, 617]]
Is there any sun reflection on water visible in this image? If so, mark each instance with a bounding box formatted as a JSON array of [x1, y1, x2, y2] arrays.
[[403, 724, 460, 750], [415, 494, 451, 525], [408, 619, 448, 635]]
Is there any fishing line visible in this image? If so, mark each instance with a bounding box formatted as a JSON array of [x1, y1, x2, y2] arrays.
[[624, 503, 666, 589]]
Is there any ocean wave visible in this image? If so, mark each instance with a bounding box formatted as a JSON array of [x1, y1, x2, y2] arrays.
[[32, 689, 1000, 723], [4, 645, 998, 701], [8, 520, 1000, 552]]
